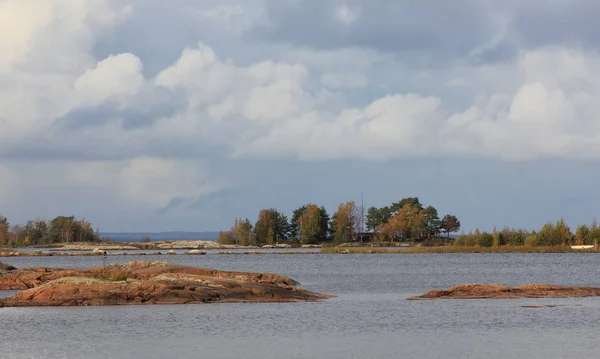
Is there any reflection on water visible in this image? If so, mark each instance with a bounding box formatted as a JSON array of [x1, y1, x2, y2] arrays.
[[2, 253, 600, 359]]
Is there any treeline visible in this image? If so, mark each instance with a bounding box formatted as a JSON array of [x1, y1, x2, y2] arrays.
[[455, 219, 600, 247], [217, 197, 461, 246], [0, 215, 99, 247], [366, 197, 460, 241]]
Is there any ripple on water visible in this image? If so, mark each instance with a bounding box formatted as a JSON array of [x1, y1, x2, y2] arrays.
[[2, 253, 600, 359]]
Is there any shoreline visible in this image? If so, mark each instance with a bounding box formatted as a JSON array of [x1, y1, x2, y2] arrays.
[[3, 245, 600, 257], [30, 241, 320, 252]]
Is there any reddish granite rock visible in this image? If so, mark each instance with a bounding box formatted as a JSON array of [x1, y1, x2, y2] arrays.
[[0, 261, 332, 307], [0, 260, 300, 291], [407, 283, 600, 300]]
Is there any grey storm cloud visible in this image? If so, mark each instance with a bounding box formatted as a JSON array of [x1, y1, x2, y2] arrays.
[[93, 0, 262, 75], [510, 1, 600, 48], [253, 0, 600, 64], [55, 88, 187, 131]]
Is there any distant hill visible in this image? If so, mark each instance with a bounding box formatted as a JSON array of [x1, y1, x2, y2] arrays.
[[101, 231, 219, 242]]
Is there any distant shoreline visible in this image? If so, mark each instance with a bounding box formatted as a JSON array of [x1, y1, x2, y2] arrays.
[[322, 245, 600, 254], [3, 243, 600, 257]]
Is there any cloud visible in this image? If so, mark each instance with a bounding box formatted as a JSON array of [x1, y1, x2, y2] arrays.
[[194, 5, 244, 23], [117, 157, 224, 207], [74, 53, 144, 107], [0, 0, 131, 73], [0, 164, 19, 205], [334, 3, 361, 25], [154, 42, 318, 127], [321, 72, 368, 89], [235, 47, 600, 161], [0, 0, 132, 143], [254, 0, 600, 66], [4, 36, 600, 165], [253, 0, 496, 63], [2, 0, 600, 232], [4, 158, 226, 209]]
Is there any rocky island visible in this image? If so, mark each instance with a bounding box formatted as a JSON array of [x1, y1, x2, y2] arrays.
[[407, 283, 600, 300], [0, 261, 332, 307]]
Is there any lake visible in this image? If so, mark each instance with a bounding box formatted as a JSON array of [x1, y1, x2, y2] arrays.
[[2, 253, 600, 358]]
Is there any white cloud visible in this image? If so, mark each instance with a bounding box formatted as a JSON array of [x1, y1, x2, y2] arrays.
[[0, 0, 132, 142], [236, 47, 600, 160], [441, 48, 600, 160], [74, 53, 144, 107], [0, 0, 131, 73], [5, 35, 600, 166], [155, 42, 316, 125], [238, 94, 443, 159]]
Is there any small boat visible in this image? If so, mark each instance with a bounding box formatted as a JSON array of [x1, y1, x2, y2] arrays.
[[570, 245, 595, 250]]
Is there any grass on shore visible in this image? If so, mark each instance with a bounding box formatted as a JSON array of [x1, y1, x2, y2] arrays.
[[321, 245, 600, 254]]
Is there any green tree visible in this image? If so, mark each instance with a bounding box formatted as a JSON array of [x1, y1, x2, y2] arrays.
[[422, 206, 441, 239], [254, 209, 289, 245], [318, 206, 330, 242], [366, 206, 392, 231], [25, 220, 49, 245], [49, 216, 75, 243], [290, 205, 307, 239], [533, 219, 572, 246], [274, 212, 290, 242], [390, 197, 423, 214], [440, 214, 461, 238]]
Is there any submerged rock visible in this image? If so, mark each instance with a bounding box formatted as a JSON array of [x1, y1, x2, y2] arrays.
[[407, 283, 600, 300], [186, 250, 206, 255], [0, 262, 16, 275], [91, 248, 107, 256], [0, 260, 333, 307]]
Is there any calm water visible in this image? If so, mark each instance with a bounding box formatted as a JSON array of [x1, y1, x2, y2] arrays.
[[2, 254, 600, 358]]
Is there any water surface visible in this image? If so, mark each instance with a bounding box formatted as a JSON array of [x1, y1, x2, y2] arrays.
[[2, 254, 600, 358]]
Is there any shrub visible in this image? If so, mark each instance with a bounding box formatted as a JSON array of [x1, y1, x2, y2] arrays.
[[96, 265, 129, 282], [477, 232, 494, 247], [453, 238, 466, 247]]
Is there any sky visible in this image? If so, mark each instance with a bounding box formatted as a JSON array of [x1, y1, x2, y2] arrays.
[[1, 0, 600, 233]]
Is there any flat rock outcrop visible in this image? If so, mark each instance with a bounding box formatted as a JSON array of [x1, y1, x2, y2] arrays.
[[407, 283, 600, 300], [0, 260, 332, 307]]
